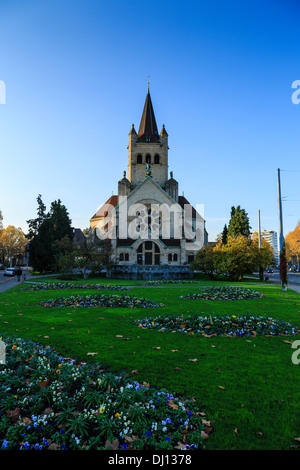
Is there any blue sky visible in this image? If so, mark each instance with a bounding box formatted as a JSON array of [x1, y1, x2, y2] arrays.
[[0, 0, 300, 241]]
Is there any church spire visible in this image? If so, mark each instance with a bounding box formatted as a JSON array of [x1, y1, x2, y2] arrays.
[[137, 88, 159, 143]]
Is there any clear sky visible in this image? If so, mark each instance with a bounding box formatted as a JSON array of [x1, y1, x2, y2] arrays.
[[0, 0, 300, 242]]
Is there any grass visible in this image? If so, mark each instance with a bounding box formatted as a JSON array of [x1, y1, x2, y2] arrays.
[[0, 274, 300, 450]]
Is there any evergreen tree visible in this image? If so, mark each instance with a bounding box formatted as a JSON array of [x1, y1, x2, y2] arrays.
[[27, 196, 73, 273], [221, 224, 228, 244], [227, 205, 251, 239], [26, 195, 47, 238]]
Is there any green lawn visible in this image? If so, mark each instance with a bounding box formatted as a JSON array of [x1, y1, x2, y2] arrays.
[[0, 275, 299, 450]]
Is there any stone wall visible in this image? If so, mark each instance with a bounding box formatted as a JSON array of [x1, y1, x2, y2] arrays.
[[107, 264, 194, 280]]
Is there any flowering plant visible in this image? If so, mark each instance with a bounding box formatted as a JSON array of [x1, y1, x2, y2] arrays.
[[181, 287, 264, 301], [39, 294, 163, 309], [133, 313, 297, 337], [0, 335, 208, 450]]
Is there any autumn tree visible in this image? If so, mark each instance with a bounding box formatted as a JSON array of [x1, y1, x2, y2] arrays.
[[285, 221, 300, 267], [191, 243, 217, 279], [0, 226, 27, 267]]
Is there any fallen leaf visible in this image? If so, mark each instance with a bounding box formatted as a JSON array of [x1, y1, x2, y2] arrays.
[[153, 347, 161, 350], [174, 367, 181, 370], [218, 385, 225, 389], [168, 399, 178, 410], [115, 335, 123, 338], [189, 358, 198, 362], [87, 352, 98, 356], [171, 349, 179, 352], [175, 441, 186, 449], [131, 370, 139, 375], [201, 430, 209, 439], [105, 439, 119, 450], [234, 428, 238, 435], [294, 437, 300, 442], [283, 340, 292, 344]]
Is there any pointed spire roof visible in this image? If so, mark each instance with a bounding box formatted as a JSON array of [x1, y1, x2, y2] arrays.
[[137, 88, 159, 143]]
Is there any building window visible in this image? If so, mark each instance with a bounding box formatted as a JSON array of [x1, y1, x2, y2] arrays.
[[146, 154, 151, 164], [154, 154, 160, 164], [119, 253, 124, 261], [137, 154, 142, 164], [168, 253, 172, 262], [136, 242, 160, 265], [173, 253, 178, 262], [125, 253, 129, 261]]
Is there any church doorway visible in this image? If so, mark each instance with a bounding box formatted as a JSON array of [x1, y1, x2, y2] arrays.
[[137, 241, 160, 265]]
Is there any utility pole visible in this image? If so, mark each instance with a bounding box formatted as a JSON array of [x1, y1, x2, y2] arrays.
[[258, 210, 264, 281], [277, 168, 287, 290], [258, 210, 261, 249], [277, 168, 284, 253]]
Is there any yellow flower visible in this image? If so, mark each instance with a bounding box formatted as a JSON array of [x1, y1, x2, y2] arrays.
[[115, 412, 121, 418], [56, 369, 61, 374]]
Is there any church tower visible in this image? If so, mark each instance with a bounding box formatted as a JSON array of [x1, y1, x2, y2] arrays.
[[127, 87, 169, 189]]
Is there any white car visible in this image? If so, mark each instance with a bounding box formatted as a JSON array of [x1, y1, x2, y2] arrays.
[[4, 268, 17, 277]]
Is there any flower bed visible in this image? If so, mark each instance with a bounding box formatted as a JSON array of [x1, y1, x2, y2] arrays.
[[140, 280, 203, 285], [180, 287, 264, 301], [40, 294, 163, 309], [133, 313, 297, 337], [0, 335, 208, 450], [23, 283, 131, 291]]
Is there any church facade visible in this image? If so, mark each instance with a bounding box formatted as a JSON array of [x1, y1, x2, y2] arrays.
[[90, 88, 208, 279]]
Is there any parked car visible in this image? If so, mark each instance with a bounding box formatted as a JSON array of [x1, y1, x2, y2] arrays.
[[4, 268, 17, 277], [267, 268, 273, 273]]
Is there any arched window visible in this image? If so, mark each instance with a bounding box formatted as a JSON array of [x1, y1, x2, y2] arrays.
[[154, 154, 160, 164], [173, 253, 178, 262], [168, 253, 173, 262], [145, 154, 151, 164], [137, 154, 142, 164], [125, 253, 129, 261], [136, 242, 160, 265], [119, 253, 124, 261]]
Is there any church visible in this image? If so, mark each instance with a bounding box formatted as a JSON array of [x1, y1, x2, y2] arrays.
[[90, 87, 208, 279]]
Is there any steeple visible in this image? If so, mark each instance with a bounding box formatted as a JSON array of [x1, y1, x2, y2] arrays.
[[137, 88, 159, 143]]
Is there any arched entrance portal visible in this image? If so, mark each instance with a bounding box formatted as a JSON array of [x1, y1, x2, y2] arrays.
[[137, 241, 160, 265]]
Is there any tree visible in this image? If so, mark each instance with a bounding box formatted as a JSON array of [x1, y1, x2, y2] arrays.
[[26, 195, 47, 238], [285, 221, 300, 267], [227, 206, 251, 239], [0, 210, 3, 231], [75, 229, 112, 278], [53, 235, 76, 278], [221, 224, 228, 244], [251, 233, 274, 279], [191, 244, 217, 279], [0, 226, 27, 267], [279, 241, 288, 290], [27, 196, 73, 273]]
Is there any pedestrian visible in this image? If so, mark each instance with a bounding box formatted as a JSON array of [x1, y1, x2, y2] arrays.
[[16, 267, 22, 282]]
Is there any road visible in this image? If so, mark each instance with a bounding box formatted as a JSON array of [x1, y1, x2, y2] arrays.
[[0, 270, 33, 293], [263, 270, 300, 294]]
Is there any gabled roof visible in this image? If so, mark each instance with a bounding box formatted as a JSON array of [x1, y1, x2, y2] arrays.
[[178, 195, 203, 220], [90, 195, 118, 220], [137, 89, 160, 143]]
